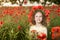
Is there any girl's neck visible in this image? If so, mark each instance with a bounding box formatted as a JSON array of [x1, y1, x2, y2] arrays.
[[36, 23, 42, 27]]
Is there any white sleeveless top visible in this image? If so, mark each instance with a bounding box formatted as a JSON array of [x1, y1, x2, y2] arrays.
[[30, 25, 47, 36]]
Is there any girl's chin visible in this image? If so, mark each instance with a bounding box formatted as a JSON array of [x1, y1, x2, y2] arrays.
[[36, 21, 41, 23]]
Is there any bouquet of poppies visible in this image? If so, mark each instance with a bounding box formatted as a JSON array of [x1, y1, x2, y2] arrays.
[[31, 30, 46, 40]]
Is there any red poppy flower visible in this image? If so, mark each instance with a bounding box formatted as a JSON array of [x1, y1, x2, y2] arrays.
[[38, 6, 44, 10], [44, 9, 50, 17], [28, 10, 33, 22], [0, 21, 4, 27], [18, 26, 21, 30], [52, 34, 55, 39], [51, 27, 56, 33], [8, 10, 14, 16], [0, 21, 4, 25], [51, 26, 60, 33], [52, 32, 60, 39], [14, 7, 19, 10], [32, 6, 39, 10], [3, 9, 8, 14], [56, 9, 60, 13], [51, 5, 57, 9], [16, 12, 20, 16], [37, 33, 46, 39], [28, 11, 33, 18], [57, 14, 60, 16], [55, 27, 60, 32], [51, 26, 60, 39]]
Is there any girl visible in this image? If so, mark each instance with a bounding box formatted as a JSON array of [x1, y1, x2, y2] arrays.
[[29, 10, 47, 40]]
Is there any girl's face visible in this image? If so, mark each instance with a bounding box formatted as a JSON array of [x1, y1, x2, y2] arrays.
[[34, 12, 43, 23]]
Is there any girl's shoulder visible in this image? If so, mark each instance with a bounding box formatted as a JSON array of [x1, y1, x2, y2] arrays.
[[30, 25, 36, 28], [30, 25, 35, 27], [30, 25, 36, 30], [30, 25, 47, 28], [39, 25, 47, 30], [42, 25, 47, 30]]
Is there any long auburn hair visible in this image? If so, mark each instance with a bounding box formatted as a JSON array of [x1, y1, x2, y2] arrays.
[[31, 9, 47, 26]]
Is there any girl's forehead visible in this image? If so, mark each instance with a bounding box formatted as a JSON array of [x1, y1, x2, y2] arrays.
[[35, 12, 42, 16]]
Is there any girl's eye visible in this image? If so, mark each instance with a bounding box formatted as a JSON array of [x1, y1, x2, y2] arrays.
[[36, 16, 38, 17], [35, 16, 42, 17], [39, 16, 42, 17]]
